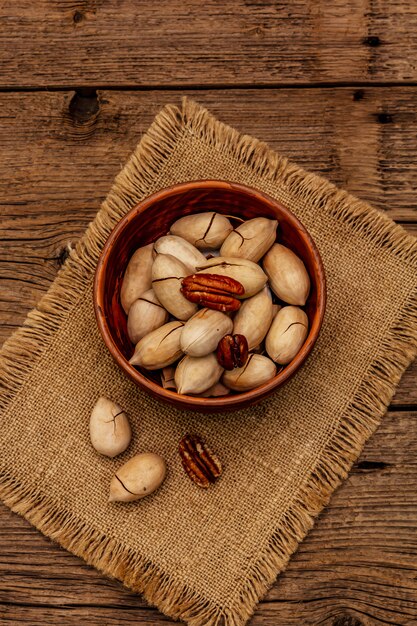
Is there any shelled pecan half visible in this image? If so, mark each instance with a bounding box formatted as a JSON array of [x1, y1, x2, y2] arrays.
[[181, 273, 244, 312], [216, 333, 249, 370], [178, 433, 222, 488]]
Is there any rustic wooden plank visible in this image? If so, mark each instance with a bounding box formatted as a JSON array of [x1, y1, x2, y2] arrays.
[[2, 88, 416, 222], [1, 411, 416, 625], [1, 88, 416, 404], [391, 362, 417, 406], [1, 1, 417, 87]]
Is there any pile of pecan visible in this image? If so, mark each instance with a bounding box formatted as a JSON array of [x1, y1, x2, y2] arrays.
[[123, 212, 311, 396]]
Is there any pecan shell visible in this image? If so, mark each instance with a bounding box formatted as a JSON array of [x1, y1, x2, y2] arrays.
[[216, 333, 249, 370], [181, 273, 244, 312], [179, 433, 222, 488]]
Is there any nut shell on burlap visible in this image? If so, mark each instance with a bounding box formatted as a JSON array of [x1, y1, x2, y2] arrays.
[[1, 98, 416, 626]]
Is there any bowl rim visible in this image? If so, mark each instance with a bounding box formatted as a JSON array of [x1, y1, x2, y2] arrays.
[[94, 179, 326, 410]]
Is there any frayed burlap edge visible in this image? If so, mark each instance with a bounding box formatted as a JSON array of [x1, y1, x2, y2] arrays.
[[1, 98, 416, 626]]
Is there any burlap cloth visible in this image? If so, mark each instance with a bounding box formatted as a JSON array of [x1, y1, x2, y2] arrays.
[[1, 99, 416, 626]]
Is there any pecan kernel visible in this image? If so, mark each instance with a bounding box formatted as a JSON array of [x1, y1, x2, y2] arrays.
[[179, 434, 222, 488], [216, 334, 249, 370], [182, 273, 245, 296], [181, 273, 244, 312]]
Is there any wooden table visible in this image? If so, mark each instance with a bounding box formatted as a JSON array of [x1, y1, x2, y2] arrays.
[[1, 3, 416, 624]]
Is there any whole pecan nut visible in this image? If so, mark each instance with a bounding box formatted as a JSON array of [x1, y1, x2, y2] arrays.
[[179, 433, 222, 488], [216, 333, 249, 370], [181, 273, 244, 312]]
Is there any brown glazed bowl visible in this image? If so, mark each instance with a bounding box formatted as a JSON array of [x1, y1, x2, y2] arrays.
[[94, 180, 326, 412]]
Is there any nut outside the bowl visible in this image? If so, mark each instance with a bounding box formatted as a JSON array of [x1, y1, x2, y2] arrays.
[[93, 180, 326, 412]]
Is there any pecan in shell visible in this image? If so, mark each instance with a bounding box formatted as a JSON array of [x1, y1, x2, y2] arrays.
[[181, 273, 244, 312], [179, 433, 222, 488], [216, 333, 249, 370]]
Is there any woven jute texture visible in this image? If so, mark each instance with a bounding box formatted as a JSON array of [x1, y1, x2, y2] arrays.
[[1, 99, 416, 626]]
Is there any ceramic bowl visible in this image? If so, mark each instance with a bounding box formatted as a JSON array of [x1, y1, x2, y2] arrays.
[[94, 180, 326, 412]]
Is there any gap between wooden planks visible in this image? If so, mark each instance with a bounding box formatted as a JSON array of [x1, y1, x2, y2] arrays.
[[1, 88, 416, 405], [0, 410, 416, 625]]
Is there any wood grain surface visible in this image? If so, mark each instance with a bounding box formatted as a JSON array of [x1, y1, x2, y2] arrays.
[[1, 1, 416, 624], [1, 1, 417, 87]]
